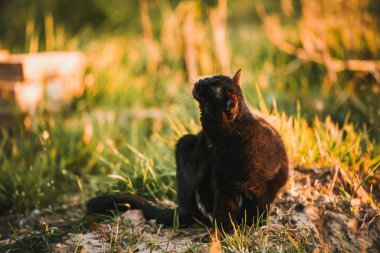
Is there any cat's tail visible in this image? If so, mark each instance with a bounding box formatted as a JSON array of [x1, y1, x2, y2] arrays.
[[86, 194, 175, 226]]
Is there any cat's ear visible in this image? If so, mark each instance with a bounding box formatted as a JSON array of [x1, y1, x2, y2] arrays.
[[225, 94, 238, 111], [232, 69, 242, 86]]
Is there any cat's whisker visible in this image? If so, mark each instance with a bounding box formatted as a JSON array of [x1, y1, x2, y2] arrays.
[[180, 95, 192, 102]]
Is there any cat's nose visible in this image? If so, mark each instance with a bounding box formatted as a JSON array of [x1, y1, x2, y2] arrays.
[[192, 86, 199, 100], [193, 81, 202, 100]]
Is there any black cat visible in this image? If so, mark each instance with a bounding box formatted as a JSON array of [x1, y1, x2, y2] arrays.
[[87, 70, 289, 233]]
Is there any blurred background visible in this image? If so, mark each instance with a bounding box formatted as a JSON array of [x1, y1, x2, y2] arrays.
[[0, 0, 379, 214]]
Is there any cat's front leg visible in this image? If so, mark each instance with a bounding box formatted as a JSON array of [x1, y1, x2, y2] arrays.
[[212, 190, 241, 234], [175, 133, 212, 225]]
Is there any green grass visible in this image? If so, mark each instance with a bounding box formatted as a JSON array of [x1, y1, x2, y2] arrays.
[[222, 224, 318, 253], [1, 1, 380, 251], [1, 62, 378, 250]]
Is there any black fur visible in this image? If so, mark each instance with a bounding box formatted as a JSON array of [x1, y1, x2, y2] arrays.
[[86, 70, 289, 233]]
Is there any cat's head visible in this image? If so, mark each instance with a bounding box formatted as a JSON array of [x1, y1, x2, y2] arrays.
[[192, 69, 244, 123]]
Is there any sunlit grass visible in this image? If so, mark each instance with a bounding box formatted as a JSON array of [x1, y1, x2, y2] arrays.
[[1, 2, 379, 251], [1, 37, 379, 213]]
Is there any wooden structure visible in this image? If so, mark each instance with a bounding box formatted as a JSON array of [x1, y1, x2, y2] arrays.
[[0, 51, 86, 115]]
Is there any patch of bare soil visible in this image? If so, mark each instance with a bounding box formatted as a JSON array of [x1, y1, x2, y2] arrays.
[[9, 166, 378, 253], [270, 166, 380, 252], [53, 210, 209, 253]]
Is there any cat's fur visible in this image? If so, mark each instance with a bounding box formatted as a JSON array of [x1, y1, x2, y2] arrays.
[[87, 70, 289, 232]]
